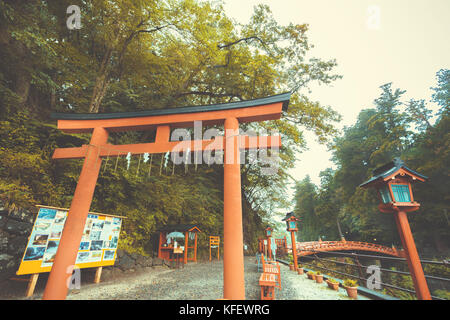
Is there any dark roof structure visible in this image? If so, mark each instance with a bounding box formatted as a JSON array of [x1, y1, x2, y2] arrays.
[[158, 224, 201, 233], [359, 158, 428, 188], [282, 211, 297, 221], [51, 92, 291, 120]]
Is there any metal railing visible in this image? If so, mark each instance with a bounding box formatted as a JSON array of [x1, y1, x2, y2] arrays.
[[294, 249, 449, 300]]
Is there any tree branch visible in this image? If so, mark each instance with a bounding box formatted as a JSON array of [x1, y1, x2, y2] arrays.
[[217, 36, 265, 49]]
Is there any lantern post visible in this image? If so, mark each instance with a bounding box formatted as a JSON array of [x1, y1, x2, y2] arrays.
[[282, 212, 299, 270], [360, 158, 431, 300], [264, 227, 273, 260]]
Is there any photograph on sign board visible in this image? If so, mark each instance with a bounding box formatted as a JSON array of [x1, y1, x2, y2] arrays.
[[89, 251, 102, 262], [85, 218, 93, 229], [37, 208, 57, 220], [79, 241, 90, 251], [109, 236, 118, 249], [41, 254, 54, 267], [92, 220, 104, 230], [23, 246, 46, 261], [103, 250, 115, 261], [82, 229, 91, 241], [90, 240, 103, 251], [34, 221, 52, 233], [32, 234, 49, 246], [50, 224, 63, 239], [41, 240, 59, 266], [76, 252, 89, 263], [54, 211, 67, 224]]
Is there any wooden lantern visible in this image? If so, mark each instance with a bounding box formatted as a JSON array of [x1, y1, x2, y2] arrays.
[[282, 212, 299, 269], [360, 158, 427, 213], [360, 158, 431, 300], [282, 212, 299, 232]]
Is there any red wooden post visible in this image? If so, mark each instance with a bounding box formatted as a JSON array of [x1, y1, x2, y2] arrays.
[[394, 211, 431, 300], [267, 235, 272, 260], [194, 232, 198, 262], [290, 231, 298, 270], [360, 158, 431, 300], [158, 232, 165, 259], [223, 117, 245, 300], [184, 232, 189, 264], [43, 127, 108, 300]]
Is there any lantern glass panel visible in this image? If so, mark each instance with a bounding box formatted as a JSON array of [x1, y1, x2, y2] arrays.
[[391, 184, 411, 202], [289, 221, 296, 229], [267, 230, 271, 236], [379, 186, 392, 203]]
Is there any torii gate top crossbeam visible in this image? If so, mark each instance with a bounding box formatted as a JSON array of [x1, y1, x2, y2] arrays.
[[51, 93, 291, 133]]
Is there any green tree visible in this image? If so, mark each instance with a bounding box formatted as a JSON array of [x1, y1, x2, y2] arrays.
[[0, 0, 342, 255], [292, 176, 319, 241]]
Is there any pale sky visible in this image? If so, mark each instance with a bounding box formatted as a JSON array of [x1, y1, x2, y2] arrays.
[[222, 0, 450, 218]]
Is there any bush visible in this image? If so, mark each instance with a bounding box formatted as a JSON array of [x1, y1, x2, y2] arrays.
[[433, 289, 450, 300], [328, 278, 339, 284], [287, 254, 293, 264]]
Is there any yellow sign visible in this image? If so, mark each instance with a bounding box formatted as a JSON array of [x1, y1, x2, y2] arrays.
[[173, 247, 183, 254], [16, 205, 124, 275]]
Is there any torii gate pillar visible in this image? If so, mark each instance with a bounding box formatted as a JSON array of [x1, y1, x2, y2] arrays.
[[223, 117, 245, 299], [42, 127, 108, 300]]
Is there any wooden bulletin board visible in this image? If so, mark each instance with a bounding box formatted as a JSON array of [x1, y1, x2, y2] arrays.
[[209, 236, 220, 261], [16, 205, 125, 275]]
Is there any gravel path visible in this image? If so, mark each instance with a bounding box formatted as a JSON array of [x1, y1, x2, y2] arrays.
[[27, 256, 369, 300]]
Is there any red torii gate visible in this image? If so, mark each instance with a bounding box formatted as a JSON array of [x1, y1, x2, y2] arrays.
[[43, 93, 290, 300]]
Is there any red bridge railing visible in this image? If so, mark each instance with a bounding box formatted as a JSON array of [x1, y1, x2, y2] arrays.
[[282, 240, 404, 257]]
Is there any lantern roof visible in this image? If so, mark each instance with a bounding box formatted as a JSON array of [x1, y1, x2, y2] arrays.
[[282, 211, 298, 221], [360, 158, 428, 188], [159, 224, 202, 233]]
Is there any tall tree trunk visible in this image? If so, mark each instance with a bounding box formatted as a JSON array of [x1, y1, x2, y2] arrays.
[[88, 47, 113, 113], [89, 73, 110, 113], [337, 217, 344, 239], [13, 68, 31, 105], [433, 232, 448, 253]]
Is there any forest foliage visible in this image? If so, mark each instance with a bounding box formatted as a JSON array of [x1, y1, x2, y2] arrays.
[[0, 0, 342, 256], [1, 1, 447, 261], [293, 70, 449, 256]]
